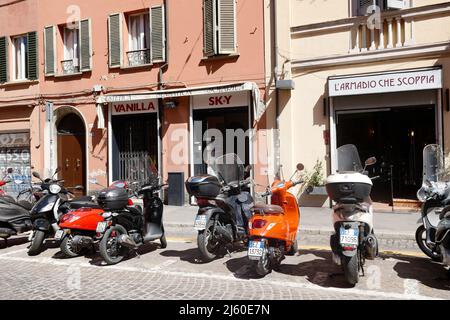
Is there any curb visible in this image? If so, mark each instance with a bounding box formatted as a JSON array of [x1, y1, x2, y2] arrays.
[[164, 223, 416, 241]]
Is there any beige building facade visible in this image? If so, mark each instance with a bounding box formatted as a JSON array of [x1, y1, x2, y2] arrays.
[[267, 1, 450, 204]]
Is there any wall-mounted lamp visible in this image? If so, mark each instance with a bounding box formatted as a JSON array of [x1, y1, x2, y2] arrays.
[[164, 99, 179, 109]]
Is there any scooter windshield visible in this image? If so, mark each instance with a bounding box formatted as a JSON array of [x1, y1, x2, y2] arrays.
[[212, 153, 245, 185], [337, 144, 363, 173], [422, 144, 447, 183]]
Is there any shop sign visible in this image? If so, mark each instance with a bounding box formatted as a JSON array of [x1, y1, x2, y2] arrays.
[[193, 92, 248, 110], [329, 69, 442, 97], [111, 99, 158, 116]]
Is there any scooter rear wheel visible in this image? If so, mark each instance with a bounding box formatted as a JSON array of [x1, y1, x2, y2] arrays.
[[415, 225, 442, 262], [60, 235, 80, 258], [197, 219, 220, 262], [99, 225, 129, 265], [342, 255, 359, 286], [255, 253, 272, 276]]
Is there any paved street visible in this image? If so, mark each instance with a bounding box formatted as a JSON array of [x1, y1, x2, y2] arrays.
[[0, 233, 448, 300]]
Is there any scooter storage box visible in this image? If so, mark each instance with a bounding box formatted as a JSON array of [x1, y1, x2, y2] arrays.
[[185, 175, 222, 199], [97, 187, 129, 210], [325, 174, 372, 203]]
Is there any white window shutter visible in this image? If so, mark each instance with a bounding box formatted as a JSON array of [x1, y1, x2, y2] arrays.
[[151, 5, 166, 63], [108, 13, 123, 68], [217, 0, 236, 54], [79, 18, 92, 71], [44, 26, 56, 75], [203, 0, 216, 57]]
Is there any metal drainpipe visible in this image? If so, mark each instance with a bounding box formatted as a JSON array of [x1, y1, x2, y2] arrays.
[[157, 0, 169, 192], [273, 0, 281, 179]]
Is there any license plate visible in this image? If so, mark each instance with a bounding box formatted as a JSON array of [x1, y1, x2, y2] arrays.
[[96, 222, 108, 233], [340, 227, 359, 246], [54, 230, 64, 241], [194, 215, 207, 231], [248, 241, 265, 260]]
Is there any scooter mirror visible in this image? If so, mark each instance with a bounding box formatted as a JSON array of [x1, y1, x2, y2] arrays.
[[365, 157, 377, 167], [54, 167, 61, 174], [296, 163, 305, 171], [32, 171, 41, 179]]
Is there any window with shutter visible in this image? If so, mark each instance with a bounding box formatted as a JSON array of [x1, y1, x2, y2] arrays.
[[0, 36, 8, 83], [44, 26, 56, 75], [12, 35, 28, 81], [108, 13, 123, 68], [203, 0, 216, 57], [27, 31, 38, 80], [217, 0, 236, 54], [79, 19, 92, 72], [151, 6, 166, 63]]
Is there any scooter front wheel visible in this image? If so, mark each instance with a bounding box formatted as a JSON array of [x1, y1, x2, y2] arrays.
[[27, 230, 45, 256], [342, 254, 359, 286], [415, 225, 442, 262], [99, 225, 129, 265]]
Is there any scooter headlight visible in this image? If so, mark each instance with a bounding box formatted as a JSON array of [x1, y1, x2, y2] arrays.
[[417, 188, 429, 202], [49, 184, 62, 195]]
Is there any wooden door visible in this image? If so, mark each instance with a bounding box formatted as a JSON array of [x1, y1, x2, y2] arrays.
[[57, 114, 86, 196]]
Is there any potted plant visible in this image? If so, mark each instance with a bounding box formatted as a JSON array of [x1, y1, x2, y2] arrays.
[[298, 160, 328, 207]]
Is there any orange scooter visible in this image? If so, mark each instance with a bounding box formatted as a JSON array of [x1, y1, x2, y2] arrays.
[[247, 163, 305, 276]]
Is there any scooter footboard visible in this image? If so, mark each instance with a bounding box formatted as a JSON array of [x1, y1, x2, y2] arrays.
[[143, 222, 163, 242]]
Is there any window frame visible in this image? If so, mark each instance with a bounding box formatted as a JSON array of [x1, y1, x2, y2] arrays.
[[11, 34, 28, 81], [128, 12, 150, 52]]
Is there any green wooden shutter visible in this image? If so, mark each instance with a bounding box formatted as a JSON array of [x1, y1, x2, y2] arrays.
[[203, 0, 216, 57], [80, 19, 92, 71], [108, 13, 122, 68], [0, 36, 8, 83], [218, 0, 236, 54], [44, 26, 55, 75], [27, 31, 38, 80], [151, 6, 166, 63]]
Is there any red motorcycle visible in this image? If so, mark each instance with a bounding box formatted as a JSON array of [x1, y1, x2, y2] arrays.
[[56, 180, 135, 257]]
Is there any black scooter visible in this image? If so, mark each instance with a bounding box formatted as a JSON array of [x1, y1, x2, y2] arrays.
[[436, 206, 450, 273], [186, 153, 253, 262], [28, 169, 84, 256], [96, 181, 167, 265]]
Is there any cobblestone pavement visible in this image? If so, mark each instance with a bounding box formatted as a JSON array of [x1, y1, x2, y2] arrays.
[[1, 236, 449, 300]]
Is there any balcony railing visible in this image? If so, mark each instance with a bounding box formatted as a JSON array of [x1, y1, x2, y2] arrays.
[[127, 49, 151, 67], [350, 12, 414, 53], [61, 59, 80, 75]]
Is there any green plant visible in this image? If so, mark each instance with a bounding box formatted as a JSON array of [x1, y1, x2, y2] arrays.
[[301, 160, 325, 192]]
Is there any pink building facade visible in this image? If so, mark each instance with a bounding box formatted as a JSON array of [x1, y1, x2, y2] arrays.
[[0, 0, 269, 200]]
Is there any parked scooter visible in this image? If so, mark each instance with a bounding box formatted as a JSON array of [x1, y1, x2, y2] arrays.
[[96, 178, 167, 265], [247, 163, 305, 276], [57, 180, 134, 258], [27, 169, 83, 256], [416, 144, 450, 261], [186, 153, 253, 262], [435, 205, 450, 272], [325, 144, 379, 285]]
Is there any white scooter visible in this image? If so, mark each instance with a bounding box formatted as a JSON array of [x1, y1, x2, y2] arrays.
[[326, 144, 379, 286]]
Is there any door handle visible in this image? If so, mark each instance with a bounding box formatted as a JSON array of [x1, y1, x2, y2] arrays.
[[65, 158, 69, 169], [76, 159, 81, 168]]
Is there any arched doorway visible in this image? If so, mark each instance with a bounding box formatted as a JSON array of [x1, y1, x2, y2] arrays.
[[57, 113, 86, 196]]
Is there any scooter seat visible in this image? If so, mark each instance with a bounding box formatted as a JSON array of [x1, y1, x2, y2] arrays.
[[69, 200, 101, 210], [253, 203, 283, 215]]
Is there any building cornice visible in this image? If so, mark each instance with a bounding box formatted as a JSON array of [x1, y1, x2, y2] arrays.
[[291, 2, 450, 37], [292, 41, 450, 72]]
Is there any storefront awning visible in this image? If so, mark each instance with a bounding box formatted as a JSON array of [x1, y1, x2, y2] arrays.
[[96, 82, 266, 124]]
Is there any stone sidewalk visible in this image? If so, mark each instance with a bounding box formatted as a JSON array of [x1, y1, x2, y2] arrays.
[[162, 205, 422, 252]]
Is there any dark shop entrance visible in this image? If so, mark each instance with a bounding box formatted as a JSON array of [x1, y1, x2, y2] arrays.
[[111, 113, 158, 184], [336, 105, 436, 203], [193, 106, 250, 176]]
